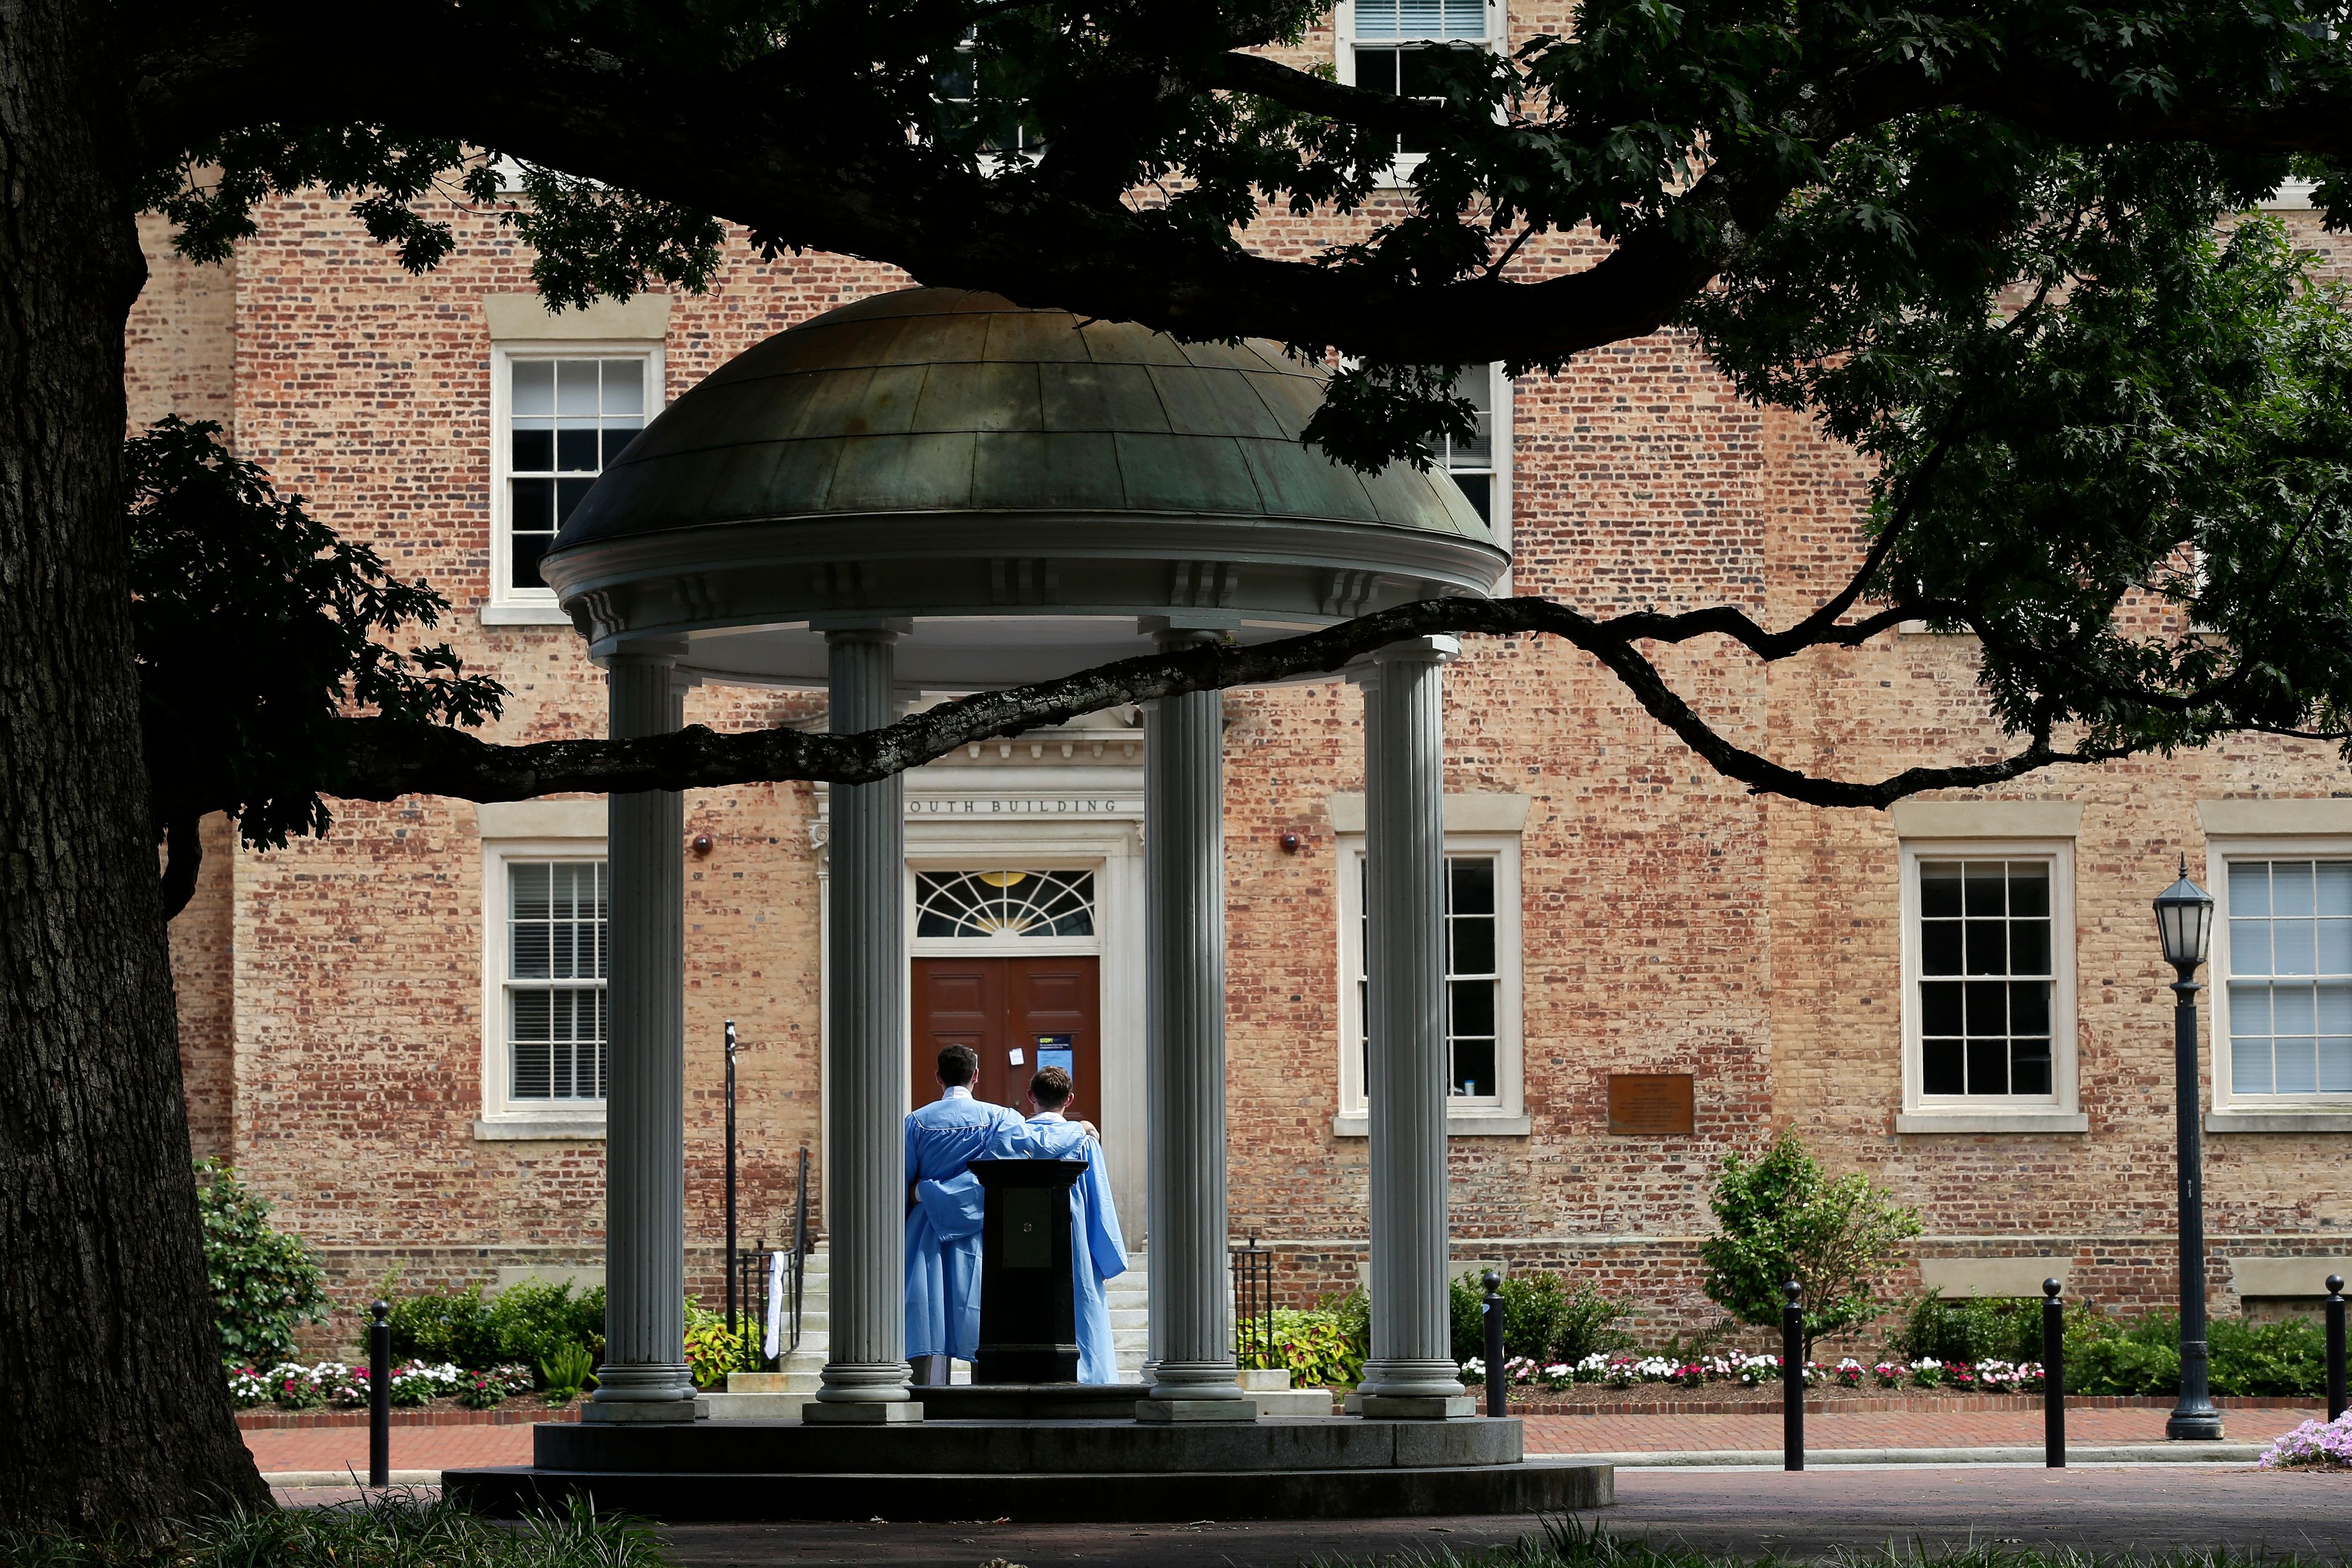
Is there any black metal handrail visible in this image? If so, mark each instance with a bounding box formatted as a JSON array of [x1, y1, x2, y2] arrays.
[[1232, 1235, 1274, 1370], [727, 1145, 812, 1370]]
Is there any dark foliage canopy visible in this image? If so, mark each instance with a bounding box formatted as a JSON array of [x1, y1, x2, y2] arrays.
[[113, 0, 2352, 831], [127, 418, 504, 909]]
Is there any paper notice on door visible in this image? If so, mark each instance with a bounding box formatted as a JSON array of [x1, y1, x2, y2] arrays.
[[1008, 1047, 1025, 1067]]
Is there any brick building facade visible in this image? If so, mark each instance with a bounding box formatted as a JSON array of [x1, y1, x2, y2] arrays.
[[135, 9, 2352, 1355]]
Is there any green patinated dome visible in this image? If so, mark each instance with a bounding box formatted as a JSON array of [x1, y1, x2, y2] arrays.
[[542, 287, 1506, 688], [556, 287, 1495, 549]]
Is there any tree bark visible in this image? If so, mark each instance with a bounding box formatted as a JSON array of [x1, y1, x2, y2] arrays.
[[0, 0, 269, 1530]]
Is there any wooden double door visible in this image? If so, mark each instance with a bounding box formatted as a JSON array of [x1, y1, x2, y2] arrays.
[[911, 956, 1101, 1118]]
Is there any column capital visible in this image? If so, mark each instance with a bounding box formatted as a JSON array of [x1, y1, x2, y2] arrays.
[[813, 615, 913, 643], [605, 636, 690, 668], [1370, 634, 1461, 668], [1139, 612, 1240, 641]]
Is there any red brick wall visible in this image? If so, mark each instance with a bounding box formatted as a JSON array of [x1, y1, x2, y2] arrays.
[[123, 158, 2352, 1354]]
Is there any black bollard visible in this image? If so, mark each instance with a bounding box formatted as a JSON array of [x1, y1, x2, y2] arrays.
[[369, 1299, 391, 1488], [2328, 1275, 2346, 1423], [2042, 1278, 2066, 1468], [1482, 1270, 1507, 1418], [1782, 1280, 1804, 1472]]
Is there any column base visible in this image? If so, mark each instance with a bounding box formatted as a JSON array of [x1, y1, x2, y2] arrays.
[[2165, 1409, 2226, 1441], [1357, 1394, 1478, 1420], [802, 1400, 925, 1425], [1136, 1397, 1259, 1423], [581, 1395, 709, 1424]]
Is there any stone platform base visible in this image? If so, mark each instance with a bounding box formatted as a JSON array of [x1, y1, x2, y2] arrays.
[[442, 1416, 1611, 1522]]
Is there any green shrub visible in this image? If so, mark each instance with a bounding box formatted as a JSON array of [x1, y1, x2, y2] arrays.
[[539, 1341, 597, 1401], [684, 1300, 761, 1389], [1448, 1271, 1632, 1366], [1244, 1308, 1365, 1389], [2056, 1308, 2327, 1396], [1888, 1292, 2043, 1366], [1699, 1129, 1921, 1356], [195, 1159, 328, 1370], [374, 1276, 605, 1381], [1328, 1287, 1371, 1365], [488, 1279, 606, 1373], [379, 1280, 502, 1370], [2212, 1315, 2328, 1395]]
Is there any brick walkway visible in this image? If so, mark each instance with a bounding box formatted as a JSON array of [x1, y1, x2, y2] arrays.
[[251, 1404, 2326, 1480], [247, 1423, 535, 1476], [1521, 1403, 2324, 1455]]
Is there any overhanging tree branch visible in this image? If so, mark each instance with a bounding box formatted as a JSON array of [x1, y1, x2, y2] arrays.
[[293, 595, 2149, 816]]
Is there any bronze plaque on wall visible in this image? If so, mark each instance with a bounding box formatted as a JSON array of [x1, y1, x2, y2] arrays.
[[1608, 1072, 1695, 1136]]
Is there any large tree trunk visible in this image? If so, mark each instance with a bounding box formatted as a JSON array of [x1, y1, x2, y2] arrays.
[[0, 0, 270, 1531]]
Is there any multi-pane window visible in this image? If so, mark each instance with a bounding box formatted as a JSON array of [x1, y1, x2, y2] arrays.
[[1916, 859, 2054, 1098], [507, 358, 646, 589], [1441, 365, 1497, 522], [936, 30, 1041, 154], [915, 869, 1095, 938], [507, 861, 608, 1101], [1355, 854, 1502, 1100], [2226, 859, 2352, 1096], [1444, 856, 1499, 1096], [1348, 0, 1492, 159]]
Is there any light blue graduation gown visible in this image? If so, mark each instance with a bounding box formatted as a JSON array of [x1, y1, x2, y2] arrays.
[[903, 1089, 1021, 1362], [917, 1114, 1128, 1383]]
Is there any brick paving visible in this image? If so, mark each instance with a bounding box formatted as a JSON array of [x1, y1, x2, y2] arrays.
[[252, 1405, 2326, 1480], [247, 1422, 534, 1476], [1522, 1403, 2325, 1454]]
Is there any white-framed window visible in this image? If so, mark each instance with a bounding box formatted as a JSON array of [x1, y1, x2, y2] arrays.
[[479, 834, 609, 1135], [2211, 845, 2352, 1107], [1335, 829, 1525, 1132], [1898, 839, 2082, 1131], [914, 867, 1096, 940], [1441, 363, 1511, 548], [935, 28, 1042, 156], [488, 344, 661, 617], [1335, 0, 1500, 178]]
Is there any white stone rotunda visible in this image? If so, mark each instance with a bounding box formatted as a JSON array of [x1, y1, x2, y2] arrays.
[[449, 288, 1610, 1520]]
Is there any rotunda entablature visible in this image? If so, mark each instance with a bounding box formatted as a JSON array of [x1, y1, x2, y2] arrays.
[[540, 287, 1507, 688]]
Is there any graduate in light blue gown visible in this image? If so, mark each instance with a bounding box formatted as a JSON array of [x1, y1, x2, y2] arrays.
[[999, 1066, 1129, 1384], [902, 1044, 1021, 1385], [919, 1065, 1128, 1382]]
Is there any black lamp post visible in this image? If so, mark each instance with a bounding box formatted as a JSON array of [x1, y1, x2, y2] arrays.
[[2154, 858, 2223, 1442]]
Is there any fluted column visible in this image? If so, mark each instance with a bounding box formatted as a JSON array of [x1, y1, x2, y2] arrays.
[[590, 644, 698, 1419], [1139, 627, 1252, 1421], [809, 625, 921, 1421], [1357, 636, 1471, 1419]]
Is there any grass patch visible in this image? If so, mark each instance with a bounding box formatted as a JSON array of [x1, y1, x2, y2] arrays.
[[0, 1490, 664, 1568], [1311, 1518, 2349, 1568]]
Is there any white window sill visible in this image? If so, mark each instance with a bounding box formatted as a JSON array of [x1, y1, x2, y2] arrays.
[[2206, 1110, 2352, 1134], [1896, 1110, 2089, 1134], [1332, 1112, 1531, 1138], [480, 601, 574, 627], [474, 1114, 606, 1141]]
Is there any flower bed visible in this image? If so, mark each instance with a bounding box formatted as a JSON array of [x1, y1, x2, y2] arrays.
[[2260, 1411, 2352, 1468], [1457, 1352, 2046, 1395], [227, 1359, 537, 1413]]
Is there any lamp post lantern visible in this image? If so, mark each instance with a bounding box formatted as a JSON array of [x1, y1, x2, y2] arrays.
[[2154, 857, 2223, 1442]]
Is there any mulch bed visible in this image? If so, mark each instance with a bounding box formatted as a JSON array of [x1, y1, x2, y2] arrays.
[[236, 1401, 586, 1430], [1496, 1389, 2324, 1415]]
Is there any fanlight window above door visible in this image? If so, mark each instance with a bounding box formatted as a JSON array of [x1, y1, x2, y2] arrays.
[[916, 869, 1096, 938]]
